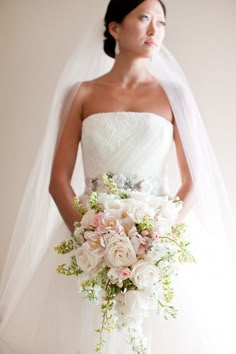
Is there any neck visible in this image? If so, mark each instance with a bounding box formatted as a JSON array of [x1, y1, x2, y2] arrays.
[[108, 53, 152, 89]]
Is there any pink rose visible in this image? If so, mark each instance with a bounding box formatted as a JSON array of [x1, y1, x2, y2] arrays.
[[96, 212, 123, 234], [85, 232, 105, 256], [93, 214, 100, 228], [117, 267, 131, 280], [80, 209, 97, 227], [151, 232, 159, 240], [130, 234, 150, 256], [107, 267, 131, 287]]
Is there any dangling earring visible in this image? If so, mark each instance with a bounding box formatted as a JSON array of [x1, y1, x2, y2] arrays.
[[115, 41, 120, 56]]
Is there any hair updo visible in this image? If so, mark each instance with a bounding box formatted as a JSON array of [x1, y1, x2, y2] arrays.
[[104, 0, 166, 58]]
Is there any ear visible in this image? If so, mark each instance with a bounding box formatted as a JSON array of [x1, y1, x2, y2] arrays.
[[108, 21, 120, 41]]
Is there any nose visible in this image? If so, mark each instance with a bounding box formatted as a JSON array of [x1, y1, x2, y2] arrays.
[[147, 21, 157, 37]]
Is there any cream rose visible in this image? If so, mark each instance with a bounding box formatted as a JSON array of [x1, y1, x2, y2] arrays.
[[104, 235, 136, 268], [76, 243, 102, 274], [131, 260, 160, 289]]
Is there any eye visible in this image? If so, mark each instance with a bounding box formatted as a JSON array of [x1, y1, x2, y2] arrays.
[[140, 14, 150, 22], [159, 20, 166, 27]]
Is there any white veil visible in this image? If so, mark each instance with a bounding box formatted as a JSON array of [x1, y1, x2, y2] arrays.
[[0, 13, 236, 354]]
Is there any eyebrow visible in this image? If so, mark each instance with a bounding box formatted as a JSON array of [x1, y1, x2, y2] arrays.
[[140, 10, 165, 19]]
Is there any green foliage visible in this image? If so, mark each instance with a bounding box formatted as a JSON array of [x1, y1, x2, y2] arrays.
[[54, 173, 196, 354], [162, 274, 175, 303], [56, 256, 82, 276], [127, 327, 147, 354], [158, 299, 178, 320], [73, 196, 87, 215], [101, 173, 120, 195], [54, 239, 75, 255], [95, 281, 117, 353], [136, 216, 153, 234], [89, 192, 103, 212]]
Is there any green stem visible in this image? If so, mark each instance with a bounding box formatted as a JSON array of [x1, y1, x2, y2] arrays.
[[159, 236, 181, 248]]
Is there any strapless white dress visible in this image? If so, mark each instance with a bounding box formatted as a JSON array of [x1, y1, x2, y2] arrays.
[[0, 112, 234, 354]]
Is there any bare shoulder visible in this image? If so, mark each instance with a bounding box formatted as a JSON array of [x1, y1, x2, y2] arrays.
[[79, 75, 109, 91]]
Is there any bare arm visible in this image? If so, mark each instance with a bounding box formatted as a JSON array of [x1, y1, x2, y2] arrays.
[[173, 117, 194, 222], [48, 85, 85, 234]]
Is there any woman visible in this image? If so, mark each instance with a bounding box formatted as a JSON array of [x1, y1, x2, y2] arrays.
[[0, 0, 236, 353], [49, 0, 192, 233]]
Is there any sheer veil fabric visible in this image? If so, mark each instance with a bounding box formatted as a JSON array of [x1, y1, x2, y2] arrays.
[[0, 14, 236, 354]]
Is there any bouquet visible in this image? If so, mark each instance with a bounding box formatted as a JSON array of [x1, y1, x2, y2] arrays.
[[55, 173, 195, 354]]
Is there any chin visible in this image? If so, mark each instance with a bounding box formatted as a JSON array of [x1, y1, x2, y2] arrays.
[[142, 49, 158, 59]]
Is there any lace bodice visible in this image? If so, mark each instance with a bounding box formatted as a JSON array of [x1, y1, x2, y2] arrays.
[[81, 112, 173, 196]]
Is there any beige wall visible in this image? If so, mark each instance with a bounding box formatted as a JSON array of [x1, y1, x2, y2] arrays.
[[0, 0, 235, 275]]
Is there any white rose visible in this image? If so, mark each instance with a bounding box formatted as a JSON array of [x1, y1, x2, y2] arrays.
[[160, 198, 182, 225], [127, 200, 155, 223], [131, 260, 160, 289], [97, 193, 117, 208], [130, 191, 149, 203], [147, 195, 162, 209], [105, 199, 125, 219], [76, 243, 102, 274], [104, 235, 136, 268], [114, 290, 155, 324]]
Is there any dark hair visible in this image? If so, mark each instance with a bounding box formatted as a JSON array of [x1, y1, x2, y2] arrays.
[[104, 0, 166, 58]]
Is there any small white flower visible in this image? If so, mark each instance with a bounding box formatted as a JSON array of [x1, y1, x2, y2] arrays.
[[153, 216, 171, 236], [76, 273, 90, 292], [112, 173, 127, 188], [145, 240, 165, 262], [73, 227, 85, 244]]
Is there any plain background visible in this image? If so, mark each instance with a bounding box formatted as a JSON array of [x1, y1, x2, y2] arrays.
[[0, 0, 235, 276]]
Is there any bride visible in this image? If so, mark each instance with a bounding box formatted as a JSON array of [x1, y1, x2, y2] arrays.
[[1, 0, 236, 353], [49, 0, 192, 233]]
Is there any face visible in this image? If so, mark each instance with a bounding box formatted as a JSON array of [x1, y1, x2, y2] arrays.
[[110, 0, 166, 58]]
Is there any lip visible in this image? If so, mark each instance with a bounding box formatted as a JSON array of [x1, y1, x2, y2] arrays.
[[144, 40, 157, 47]]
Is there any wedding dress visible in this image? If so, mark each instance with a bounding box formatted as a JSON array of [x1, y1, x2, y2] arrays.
[[1, 111, 235, 354]]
